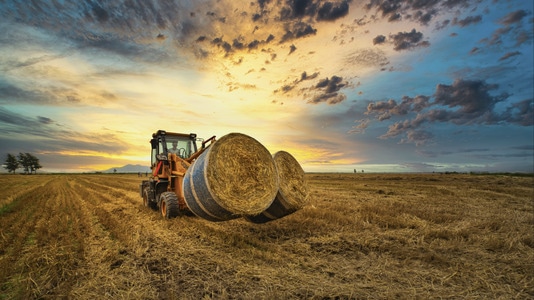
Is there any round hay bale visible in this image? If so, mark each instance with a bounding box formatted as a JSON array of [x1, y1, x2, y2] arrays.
[[246, 150, 309, 223], [183, 133, 278, 221]]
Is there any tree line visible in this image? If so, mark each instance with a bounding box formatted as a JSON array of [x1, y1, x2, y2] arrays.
[[3, 153, 42, 174]]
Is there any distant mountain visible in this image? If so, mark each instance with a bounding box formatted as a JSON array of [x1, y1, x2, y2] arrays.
[[101, 164, 151, 173]]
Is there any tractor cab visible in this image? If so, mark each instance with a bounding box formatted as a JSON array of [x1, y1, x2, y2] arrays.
[[150, 130, 198, 168]]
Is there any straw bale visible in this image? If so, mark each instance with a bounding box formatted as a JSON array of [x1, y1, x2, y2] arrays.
[[273, 151, 309, 210], [206, 133, 278, 215]]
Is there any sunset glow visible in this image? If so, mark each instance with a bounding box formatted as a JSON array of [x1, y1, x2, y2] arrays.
[[1, 0, 532, 173]]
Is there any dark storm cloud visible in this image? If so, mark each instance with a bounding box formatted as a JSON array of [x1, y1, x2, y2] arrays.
[[364, 79, 531, 145], [390, 29, 430, 51]]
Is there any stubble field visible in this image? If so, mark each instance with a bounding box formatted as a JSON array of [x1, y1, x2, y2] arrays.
[[0, 173, 533, 299]]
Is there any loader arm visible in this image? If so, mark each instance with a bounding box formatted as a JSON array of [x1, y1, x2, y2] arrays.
[[185, 135, 216, 164]]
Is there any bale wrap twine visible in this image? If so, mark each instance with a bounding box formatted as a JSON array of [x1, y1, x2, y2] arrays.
[[246, 150, 309, 223], [183, 133, 278, 221]]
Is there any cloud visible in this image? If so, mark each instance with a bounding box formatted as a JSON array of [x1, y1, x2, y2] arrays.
[[364, 0, 476, 26], [37, 116, 54, 125], [346, 48, 389, 68], [367, 95, 431, 120], [279, 0, 351, 21], [307, 76, 348, 104], [308, 92, 346, 105], [399, 130, 434, 146], [469, 47, 480, 55], [499, 10, 529, 25], [480, 9, 533, 47], [390, 29, 430, 51], [0, 107, 131, 155], [274, 72, 349, 105], [300, 71, 320, 81], [280, 22, 317, 43], [316, 1, 351, 21], [452, 15, 482, 27], [498, 51, 521, 61], [348, 118, 370, 134], [372, 35, 386, 45], [363, 78, 531, 145], [501, 99, 534, 126]]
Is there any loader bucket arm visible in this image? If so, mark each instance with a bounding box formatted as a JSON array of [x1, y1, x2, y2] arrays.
[[185, 135, 216, 163]]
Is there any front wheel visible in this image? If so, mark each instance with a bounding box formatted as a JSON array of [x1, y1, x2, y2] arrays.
[[160, 192, 180, 219]]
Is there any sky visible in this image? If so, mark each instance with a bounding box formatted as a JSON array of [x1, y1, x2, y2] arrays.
[[0, 0, 532, 173]]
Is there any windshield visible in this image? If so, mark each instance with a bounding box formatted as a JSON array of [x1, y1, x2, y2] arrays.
[[165, 136, 196, 158]]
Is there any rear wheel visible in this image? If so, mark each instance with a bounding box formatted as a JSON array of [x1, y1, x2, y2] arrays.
[[160, 192, 180, 219]]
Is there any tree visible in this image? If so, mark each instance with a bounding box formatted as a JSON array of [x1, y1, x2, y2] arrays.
[[29, 153, 42, 174], [3, 154, 19, 174], [17, 153, 42, 174], [18, 153, 30, 174]]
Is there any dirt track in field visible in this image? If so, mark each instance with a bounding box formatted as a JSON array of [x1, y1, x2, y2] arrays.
[[0, 173, 533, 299]]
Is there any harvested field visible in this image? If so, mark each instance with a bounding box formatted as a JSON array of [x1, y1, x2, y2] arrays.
[[0, 173, 533, 299]]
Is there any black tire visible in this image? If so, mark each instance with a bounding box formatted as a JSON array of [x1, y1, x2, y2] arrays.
[[143, 189, 158, 210], [160, 192, 180, 219]]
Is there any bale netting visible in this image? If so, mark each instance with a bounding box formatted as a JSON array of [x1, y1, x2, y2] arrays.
[[183, 133, 279, 222], [246, 150, 309, 223]]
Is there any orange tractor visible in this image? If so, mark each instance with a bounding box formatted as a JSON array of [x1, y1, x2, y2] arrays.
[[140, 130, 215, 218], [140, 130, 309, 222]]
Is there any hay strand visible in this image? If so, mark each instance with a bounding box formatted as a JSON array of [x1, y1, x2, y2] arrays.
[[273, 151, 309, 210], [204, 133, 278, 216], [246, 151, 309, 223]]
